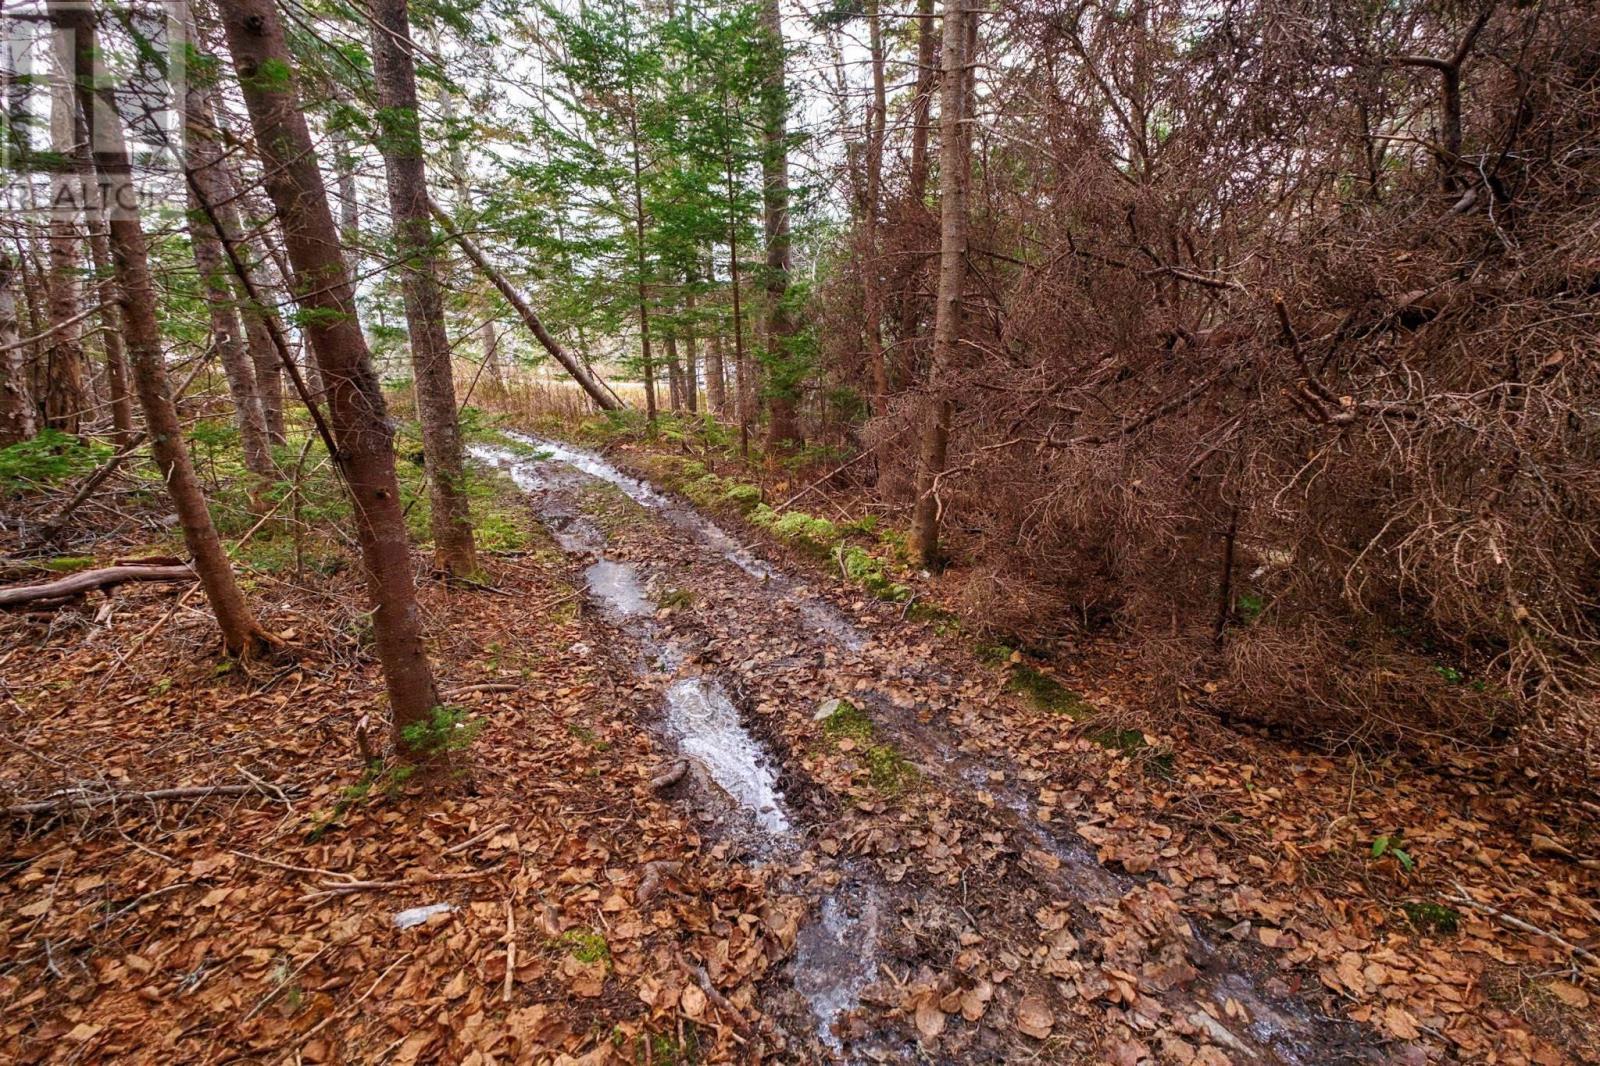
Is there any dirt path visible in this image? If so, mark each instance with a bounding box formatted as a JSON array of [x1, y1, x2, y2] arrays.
[[475, 435, 1388, 1065]]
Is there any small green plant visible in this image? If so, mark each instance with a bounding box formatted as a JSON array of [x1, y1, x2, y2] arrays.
[[0, 429, 114, 493], [568, 722, 612, 751], [657, 587, 695, 610], [1370, 833, 1416, 872], [1236, 592, 1265, 624], [750, 504, 840, 555], [400, 705, 484, 760], [1401, 900, 1460, 935], [1434, 665, 1465, 685]]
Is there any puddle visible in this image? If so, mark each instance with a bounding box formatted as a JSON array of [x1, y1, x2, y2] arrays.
[[585, 559, 651, 616], [791, 885, 884, 1050], [664, 679, 790, 834]]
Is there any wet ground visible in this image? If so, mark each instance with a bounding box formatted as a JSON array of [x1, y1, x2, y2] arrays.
[[472, 435, 1389, 1064]]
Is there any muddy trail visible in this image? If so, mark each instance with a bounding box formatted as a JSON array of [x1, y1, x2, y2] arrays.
[[473, 435, 1389, 1065]]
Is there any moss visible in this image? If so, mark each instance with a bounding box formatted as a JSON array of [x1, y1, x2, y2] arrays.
[[657, 587, 694, 610], [836, 545, 911, 601], [721, 481, 762, 512], [43, 556, 96, 573], [864, 744, 918, 793], [821, 698, 874, 743], [558, 928, 611, 965], [1006, 663, 1091, 718]]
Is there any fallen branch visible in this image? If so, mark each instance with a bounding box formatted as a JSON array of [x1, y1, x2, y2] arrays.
[[6, 782, 286, 816], [1448, 884, 1600, 970], [27, 433, 147, 547], [300, 864, 503, 901], [0, 564, 195, 608]]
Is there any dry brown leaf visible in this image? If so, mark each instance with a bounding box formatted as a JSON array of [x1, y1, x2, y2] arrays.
[[1015, 994, 1054, 1039]]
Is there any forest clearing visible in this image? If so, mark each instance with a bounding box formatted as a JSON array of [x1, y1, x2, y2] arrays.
[[1, 0, 1597, 1061]]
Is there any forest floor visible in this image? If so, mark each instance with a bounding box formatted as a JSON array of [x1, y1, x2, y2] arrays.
[[1, 413, 1597, 1065]]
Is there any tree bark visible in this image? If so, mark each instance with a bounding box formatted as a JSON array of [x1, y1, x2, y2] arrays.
[[369, 0, 477, 578], [217, 0, 443, 734], [0, 254, 34, 445], [682, 277, 699, 414], [704, 301, 727, 417], [759, 0, 801, 453], [43, 53, 85, 434], [186, 185, 274, 480], [54, 0, 268, 655], [664, 332, 684, 412], [910, 0, 971, 566]]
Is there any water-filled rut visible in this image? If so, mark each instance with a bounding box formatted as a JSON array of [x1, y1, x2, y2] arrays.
[[472, 433, 1381, 1064]]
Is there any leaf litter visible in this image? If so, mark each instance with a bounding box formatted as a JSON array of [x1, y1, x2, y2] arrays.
[[1, 431, 1595, 1065]]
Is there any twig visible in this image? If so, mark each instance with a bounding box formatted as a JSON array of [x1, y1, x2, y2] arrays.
[[442, 822, 510, 855], [1448, 884, 1600, 970], [502, 900, 516, 1003], [293, 951, 412, 1047], [299, 864, 503, 901], [776, 449, 873, 511], [7, 782, 288, 817]]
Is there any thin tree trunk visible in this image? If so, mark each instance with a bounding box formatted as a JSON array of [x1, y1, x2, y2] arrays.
[[0, 253, 34, 444], [910, 0, 972, 566], [909, 0, 936, 207], [682, 277, 699, 414], [43, 53, 84, 434], [664, 333, 683, 412], [759, 0, 801, 453], [217, 0, 442, 736], [370, 0, 477, 578], [186, 183, 274, 479], [703, 286, 727, 417], [628, 115, 657, 423], [182, 42, 272, 476], [55, 0, 268, 654], [864, 0, 888, 415], [432, 205, 621, 411], [78, 172, 134, 445], [207, 132, 286, 444]]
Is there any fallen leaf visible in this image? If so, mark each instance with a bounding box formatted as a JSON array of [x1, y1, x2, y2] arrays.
[[1016, 994, 1054, 1039]]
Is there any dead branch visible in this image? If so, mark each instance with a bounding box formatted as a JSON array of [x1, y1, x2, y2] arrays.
[[6, 781, 288, 816], [0, 564, 196, 608]]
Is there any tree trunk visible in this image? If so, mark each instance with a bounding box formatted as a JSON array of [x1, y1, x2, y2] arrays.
[[864, 0, 888, 415], [704, 302, 727, 417], [432, 205, 621, 411], [43, 55, 85, 434], [759, 0, 801, 454], [909, 0, 936, 207], [0, 254, 34, 445], [217, 0, 443, 736], [664, 333, 684, 412], [54, 0, 268, 655], [77, 172, 135, 446], [182, 48, 272, 477], [370, 0, 477, 578], [185, 185, 274, 479], [910, 0, 971, 567], [682, 278, 699, 414]]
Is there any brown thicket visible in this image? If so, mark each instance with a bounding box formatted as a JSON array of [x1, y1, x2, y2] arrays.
[[826, 0, 1600, 762]]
